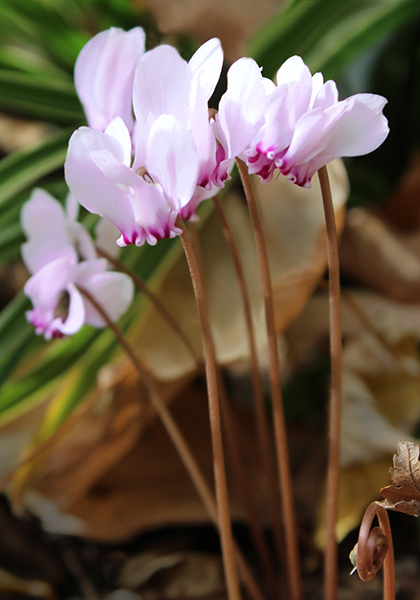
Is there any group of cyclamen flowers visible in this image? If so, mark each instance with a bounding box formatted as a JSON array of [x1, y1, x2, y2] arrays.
[[22, 26, 389, 339]]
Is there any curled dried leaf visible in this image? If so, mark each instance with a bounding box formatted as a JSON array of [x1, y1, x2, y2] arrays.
[[380, 441, 420, 516]]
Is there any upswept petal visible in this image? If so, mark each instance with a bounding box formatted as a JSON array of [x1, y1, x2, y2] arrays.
[[22, 239, 76, 276], [189, 38, 223, 101], [75, 27, 145, 132], [312, 79, 339, 111], [259, 57, 312, 153], [24, 256, 75, 337], [54, 282, 86, 336], [214, 58, 266, 170], [21, 189, 67, 242], [65, 127, 139, 245], [133, 45, 192, 128], [280, 94, 389, 186], [147, 114, 199, 211], [77, 270, 134, 328], [187, 67, 218, 188], [314, 94, 389, 158], [105, 117, 132, 167]]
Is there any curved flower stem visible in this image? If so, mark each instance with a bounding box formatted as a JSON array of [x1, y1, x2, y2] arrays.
[[186, 217, 274, 593], [318, 166, 342, 600], [213, 194, 285, 579], [96, 247, 199, 363], [236, 158, 303, 600], [218, 367, 278, 597], [357, 502, 395, 600], [79, 287, 263, 600], [176, 216, 242, 600]]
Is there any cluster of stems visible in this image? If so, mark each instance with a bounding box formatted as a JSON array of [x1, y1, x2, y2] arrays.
[[63, 161, 395, 600]]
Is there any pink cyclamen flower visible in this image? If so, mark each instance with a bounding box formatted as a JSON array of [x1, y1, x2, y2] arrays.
[[213, 55, 389, 188], [66, 36, 224, 246], [75, 27, 145, 133], [21, 190, 134, 339]]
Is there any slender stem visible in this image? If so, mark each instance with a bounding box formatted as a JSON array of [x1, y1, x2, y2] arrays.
[[213, 194, 285, 581], [79, 287, 264, 600], [236, 158, 303, 600], [318, 166, 342, 600], [96, 247, 200, 364], [188, 213, 274, 593], [176, 216, 241, 600], [218, 368, 278, 597]]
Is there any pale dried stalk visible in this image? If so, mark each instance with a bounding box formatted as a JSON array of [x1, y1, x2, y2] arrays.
[[236, 158, 303, 600], [176, 216, 242, 600], [318, 166, 342, 600]]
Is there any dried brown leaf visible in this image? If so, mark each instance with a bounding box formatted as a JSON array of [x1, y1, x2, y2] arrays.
[[379, 441, 420, 515]]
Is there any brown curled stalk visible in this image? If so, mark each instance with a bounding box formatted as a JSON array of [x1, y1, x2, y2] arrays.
[[356, 502, 395, 600], [96, 246, 199, 364], [78, 287, 264, 600]]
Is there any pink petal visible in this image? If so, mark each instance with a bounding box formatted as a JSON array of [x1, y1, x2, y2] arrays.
[[189, 38, 223, 101], [65, 127, 140, 245], [105, 117, 132, 167], [147, 114, 199, 211], [54, 282, 86, 336], [21, 188, 67, 242], [77, 270, 134, 327], [24, 256, 75, 338], [215, 57, 266, 160], [75, 27, 145, 132], [133, 45, 192, 128]]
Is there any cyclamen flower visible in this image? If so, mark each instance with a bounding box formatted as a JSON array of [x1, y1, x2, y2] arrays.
[[21, 190, 134, 339], [65, 36, 223, 246], [75, 27, 145, 133], [213, 56, 389, 188]]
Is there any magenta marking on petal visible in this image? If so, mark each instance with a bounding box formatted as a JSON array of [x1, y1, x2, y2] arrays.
[[216, 143, 226, 165], [52, 330, 65, 339]]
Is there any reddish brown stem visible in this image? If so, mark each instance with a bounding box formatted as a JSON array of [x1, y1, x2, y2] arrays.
[[318, 166, 342, 600], [236, 158, 303, 600], [176, 216, 242, 600], [79, 287, 264, 600], [356, 502, 395, 600], [213, 194, 285, 580], [96, 247, 199, 363], [187, 214, 274, 593], [218, 368, 278, 597]]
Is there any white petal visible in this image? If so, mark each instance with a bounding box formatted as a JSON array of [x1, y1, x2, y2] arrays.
[[105, 117, 132, 167], [133, 45, 192, 127], [75, 27, 145, 132], [65, 127, 140, 245], [147, 114, 199, 210], [78, 270, 134, 327], [189, 38, 223, 100], [21, 188, 67, 242], [55, 282, 86, 336]]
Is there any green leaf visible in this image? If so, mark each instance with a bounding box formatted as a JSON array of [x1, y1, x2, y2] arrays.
[[0, 127, 73, 212], [250, 0, 420, 80], [0, 70, 83, 124]]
